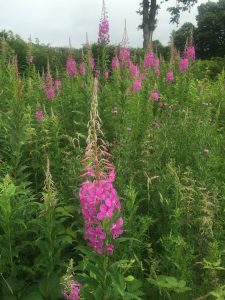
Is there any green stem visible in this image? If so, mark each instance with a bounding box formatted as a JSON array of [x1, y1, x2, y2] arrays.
[[102, 254, 108, 300]]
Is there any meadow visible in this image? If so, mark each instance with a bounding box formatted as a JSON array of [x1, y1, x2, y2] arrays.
[[0, 39, 225, 300]]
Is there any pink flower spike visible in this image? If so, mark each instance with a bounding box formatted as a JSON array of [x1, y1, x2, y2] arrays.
[[119, 47, 130, 62], [45, 86, 55, 100], [132, 78, 142, 93], [35, 110, 44, 122], [104, 70, 109, 79], [144, 51, 156, 69], [67, 58, 77, 77], [89, 57, 95, 70], [79, 63, 86, 75], [150, 91, 159, 102], [186, 46, 195, 60], [131, 64, 138, 77], [55, 80, 62, 88], [112, 56, 120, 69], [166, 71, 174, 82], [179, 58, 189, 72]]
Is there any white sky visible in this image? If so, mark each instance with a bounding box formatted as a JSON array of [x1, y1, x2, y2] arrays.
[[0, 0, 211, 48]]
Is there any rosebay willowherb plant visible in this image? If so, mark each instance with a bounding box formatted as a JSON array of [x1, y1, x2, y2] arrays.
[[1, 21, 225, 300], [79, 78, 123, 255], [98, 0, 110, 45]]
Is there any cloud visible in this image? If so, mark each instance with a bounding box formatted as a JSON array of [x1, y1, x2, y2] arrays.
[[0, 0, 209, 48]]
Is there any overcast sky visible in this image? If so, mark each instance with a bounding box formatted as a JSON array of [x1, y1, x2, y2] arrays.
[[0, 0, 211, 48]]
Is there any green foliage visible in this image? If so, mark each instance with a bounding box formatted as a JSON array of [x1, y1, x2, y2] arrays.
[[0, 38, 225, 300], [195, 0, 225, 59], [173, 22, 195, 53]]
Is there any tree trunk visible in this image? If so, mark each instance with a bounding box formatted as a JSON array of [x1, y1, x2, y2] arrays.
[[142, 0, 158, 50], [143, 0, 150, 50]]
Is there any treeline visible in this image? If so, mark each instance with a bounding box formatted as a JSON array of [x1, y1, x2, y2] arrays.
[[0, 30, 170, 74], [0, 0, 224, 77]]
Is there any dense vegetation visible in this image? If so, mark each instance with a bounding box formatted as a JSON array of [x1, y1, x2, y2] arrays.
[[0, 1, 225, 299], [0, 35, 225, 299]]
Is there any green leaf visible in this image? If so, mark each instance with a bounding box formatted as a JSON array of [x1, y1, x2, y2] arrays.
[[127, 279, 143, 293], [125, 275, 135, 282], [165, 276, 178, 287], [110, 273, 125, 296], [38, 275, 61, 299], [21, 291, 43, 300], [94, 285, 104, 299]]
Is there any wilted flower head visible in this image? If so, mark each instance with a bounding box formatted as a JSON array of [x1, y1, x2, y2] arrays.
[[67, 58, 77, 77], [95, 70, 100, 78], [27, 56, 33, 63], [179, 58, 189, 71], [158, 101, 164, 108]]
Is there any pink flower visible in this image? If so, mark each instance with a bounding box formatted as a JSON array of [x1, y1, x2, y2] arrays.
[[67, 58, 77, 77], [179, 58, 189, 71], [104, 70, 109, 79], [130, 64, 138, 77], [111, 217, 124, 239], [98, 18, 110, 44], [150, 90, 159, 102], [54, 80, 61, 88], [144, 51, 156, 69], [46, 75, 53, 87], [45, 87, 55, 100], [166, 71, 174, 82], [186, 46, 195, 60], [63, 280, 81, 300], [119, 47, 130, 61], [108, 169, 115, 182], [112, 56, 120, 69], [79, 63, 86, 75], [106, 243, 114, 255], [89, 57, 95, 70], [27, 56, 33, 63], [97, 204, 113, 220], [35, 110, 44, 122], [79, 178, 122, 254], [132, 78, 142, 93], [95, 70, 100, 78]]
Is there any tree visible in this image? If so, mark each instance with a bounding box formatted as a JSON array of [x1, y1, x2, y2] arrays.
[[195, 0, 225, 58], [173, 22, 195, 53], [138, 0, 197, 50]]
